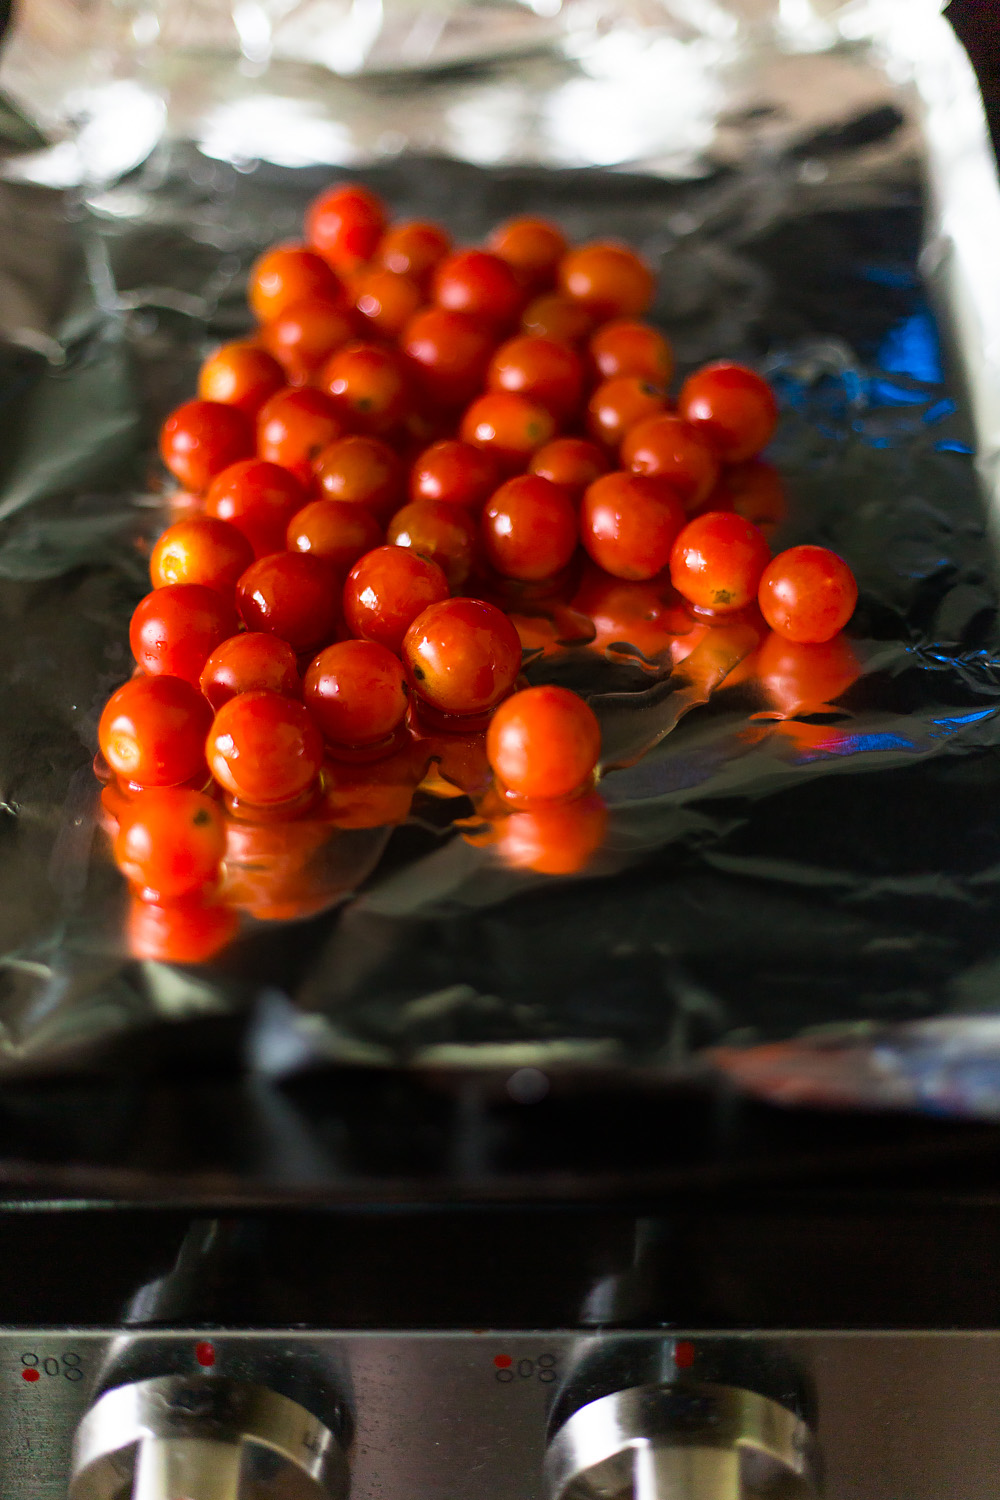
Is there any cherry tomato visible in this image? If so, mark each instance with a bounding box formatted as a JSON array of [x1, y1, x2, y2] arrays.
[[401, 307, 495, 409], [459, 391, 555, 474], [306, 182, 387, 273], [589, 319, 673, 385], [521, 292, 595, 344], [197, 341, 285, 417], [558, 242, 655, 319], [351, 266, 422, 340], [205, 458, 307, 558], [488, 334, 584, 421], [313, 434, 403, 518], [402, 597, 522, 717], [409, 439, 499, 510], [621, 412, 719, 510], [488, 216, 568, 294], [150, 517, 254, 596], [432, 249, 524, 331], [678, 361, 778, 462], [343, 545, 449, 653], [756, 631, 861, 717], [713, 458, 787, 535], [262, 298, 357, 385], [487, 684, 601, 800], [199, 632, 301, 711], [377, 219, 452, 285], [320, 340, 410, 434], [670, 511, 772, 613], [208, 690, 324, 806], [114, 788, 226, 902], [256, 386, 346, 486], [481, 474, 577, 582], [159, 399, 254, 492], [757, 545, 857, 643], [130, 584, 239, 684], [248, 244, 343, 324], [580, 472, 685, 581], [99, 675, 213, 788], [387, 499, 478, 588], [127, 896, 238, 963], [303, 639, 408, 749], [573, 566, 692, 661], [237, 552, 340, 654], [286, 498, 382, 571], [497, 789, 607, 875], [587, 376, 666, 448], [529, 437, 608, 500]]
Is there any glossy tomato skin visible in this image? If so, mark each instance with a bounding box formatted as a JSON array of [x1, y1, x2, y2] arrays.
[[205, 459, 307, 559], [256, 387, 346, 487], [587, 376, 666, 448], [487, 684, 601, 801], [758, 545, 858, 643], [401, 308, 495, 410], [248, 245, 342, 324], [306, 183, 387, 273], [670, 510, 772, 613], [236, 552, 340, 655], [130, 584, 239, 685], [488, 216, 568, 294], [580, 471, 685, 581], [488, 334, 584, 421], [313, 435, 403, 519], [197, 341, 285, 417], [558, 242, 655, 320], [590, 319, 673, 385], [481, 474, 577, 582], [320, 341, 410, 435], [343, 545, 450, 654], [402, 597, 522, 716], [529, 437, 609, 500], [432, 249, 524, 331], [678, 361, 778, 462], [207, 690, 324, 806], [377, 219, 452, 286], [114, 788, 226, 902], [159, 400, 254, 492], [521, 293, 595, 345], [460, 392, 556, 475], [303, 639, 408, 748], [497, 789, 607, 875], [351, 267, 422, 340], [150, 517, 254, 596], [199, 633, 301, 711], [409, 439, 499, 510], [621, 412, 720, 510], [99, 675, 213, 788], [387, 500, 478, 588], [286, 498, 382, 572], [263, 298, 357, 386]]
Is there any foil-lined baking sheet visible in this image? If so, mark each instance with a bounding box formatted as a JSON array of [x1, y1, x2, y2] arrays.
[[1, 0, 1000, 1112]]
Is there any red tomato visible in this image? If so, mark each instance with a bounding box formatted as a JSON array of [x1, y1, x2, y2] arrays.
[[714, 458, 787, 535], [377, 219, 452, 285], [589, 319, 673, 385], [678, 361, 778, 462], [114, 788, 226, 902], [521, 292, 595, 345], [248, 245, 342, 324], [401, 307, 495, 409], [286, 498, 382, 572], [262, 298, 357, 385], [205, 458, 307, 559], [670, 511, 772, 613], [197, 341, 285, 417], [159, 400, 254, 492], [487, 685, 601, 800], [303, 639, 408, 749], [149, 517, 254, 595], [387, 500, 478, 588], [313, 435, 403, 519], [497, 790, 607, 875], [199, 633, 301, 711], [402, 597, 522, 717], [481, 475, 577, 582], [256, 387, 346, 486], [488, 334, 584, 420], [127, 896, 238, 963], [236, 552, 340, 654], [558, 242, 655, 319], [306, 182, 388, 273], [320, 340, 410, 434], [130, 584, 239, 684], [343, 545, 450, 653], [351, 266, 422, 340], [459, 391, 555, 474], [621, 413, 720, 510], [587, 376, 666, 448], [99, 675, 213, 788], [207, 690, 324, 806], [488, 216, 568, 294], [758, 545, 857, 643], [409, 439, 500, 510], [432, 249, 524, 331], [529, 437, 609, 500], [580, 472, 685, 581]]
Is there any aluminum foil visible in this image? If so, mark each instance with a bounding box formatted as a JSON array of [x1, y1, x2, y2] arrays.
[[1, 0, 1000, 1109]]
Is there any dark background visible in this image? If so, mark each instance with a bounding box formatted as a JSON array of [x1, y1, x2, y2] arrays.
[[948, 1, 999, 154]]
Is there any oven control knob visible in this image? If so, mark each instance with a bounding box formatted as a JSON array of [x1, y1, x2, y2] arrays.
[[69, 1375, 349, 1500], [545, 1382, 816, 1499]]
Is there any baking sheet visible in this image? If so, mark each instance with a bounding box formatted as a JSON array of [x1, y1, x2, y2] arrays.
[[1, 1, 1000, 1108]]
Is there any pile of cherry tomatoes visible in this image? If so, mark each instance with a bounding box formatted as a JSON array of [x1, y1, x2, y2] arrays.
[[95, 181, 858, 961]]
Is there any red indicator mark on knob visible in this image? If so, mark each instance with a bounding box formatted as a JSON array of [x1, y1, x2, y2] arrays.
[[21, 1369, 40, 1383], [195, 1342, 216, 1368], [674, 1340, 695, 1369], [493, 1355, 512, 1369]]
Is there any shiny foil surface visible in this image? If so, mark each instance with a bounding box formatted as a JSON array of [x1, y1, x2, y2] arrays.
[[0, 0, 999, 1111]]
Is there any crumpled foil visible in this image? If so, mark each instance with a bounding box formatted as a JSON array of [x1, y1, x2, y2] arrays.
[[1, 0, 1000, 1113]]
